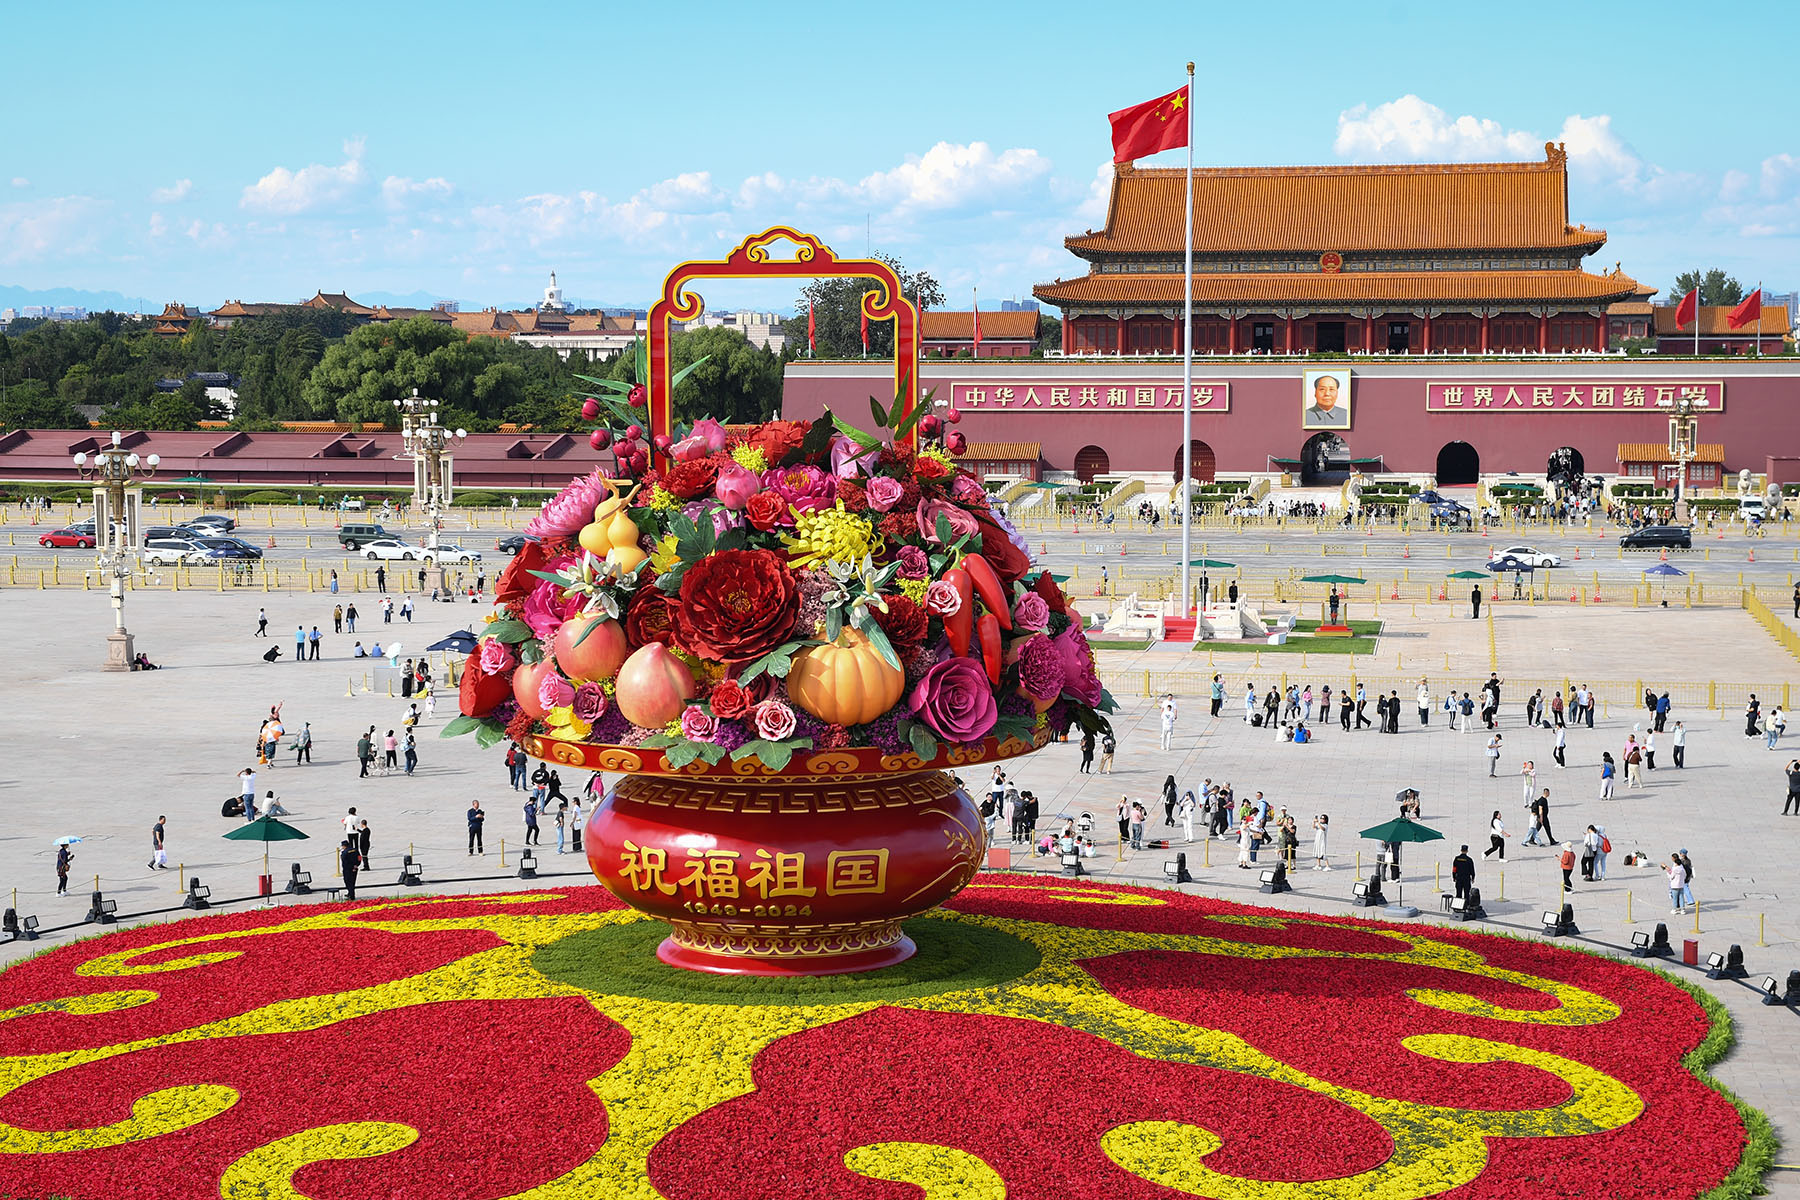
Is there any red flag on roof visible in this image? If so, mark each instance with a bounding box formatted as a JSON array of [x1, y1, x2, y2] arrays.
[[807, 300, 815, 355], [972, 292, 982, 357], [1108, 87, 1189, 165], [860, 305, 868, 354], [1674, 287, 1699, 329], [1727, 289, 1763, 330]]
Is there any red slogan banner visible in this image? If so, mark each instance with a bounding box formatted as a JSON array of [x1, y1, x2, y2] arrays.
[[1425, 380, 1723, 413], [949, 380, 1230, 413]]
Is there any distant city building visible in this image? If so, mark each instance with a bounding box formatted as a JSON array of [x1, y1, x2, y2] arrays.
[[1765, 291, 1798, 329], [684, 308, 786, 353], [998, 299, 1040, 312], [153, 371, 240, 416], [2, 305, 90, 326]]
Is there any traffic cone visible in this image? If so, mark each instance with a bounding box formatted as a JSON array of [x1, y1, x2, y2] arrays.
[[1593, 587, 1604, 603], [1437, 584, 1448, 600], [1574, 546, 1581, 560], [1120, 545, 1127, 557], [1748, 548, 1756, 562], [1390, 584, 1400, 599], [1402, 544, 1411, 558], [1659, 548, 1668, 562], [266, 535, 276, 549], [1569, 587, 1579, 602]]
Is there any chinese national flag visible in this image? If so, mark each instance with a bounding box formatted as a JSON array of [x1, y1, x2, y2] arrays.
[[1108, 86, 1189, 164], [807, 300, 815, 353], [972, 298, 982, 357], [1727, 288, 1763, 330], [860, 306, 868, 353], [1674, 287, 1699, 329]]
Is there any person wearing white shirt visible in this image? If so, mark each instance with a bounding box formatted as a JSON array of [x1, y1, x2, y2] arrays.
[[343, 807, 359, 839], [1416, 680, 1432, 727], [1672, 721, 1686, 768], [1159, 695, 1178, 751]]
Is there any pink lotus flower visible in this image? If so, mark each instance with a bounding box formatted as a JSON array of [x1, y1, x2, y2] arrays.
[[866, 475, 905, 512], [671, 418, 727, 462], [525, 470, 609, 541], [829, 433, 869, 478], [477, 638, 517, 676], [752, 699, 797, 741], [714, 463, 760, 510]]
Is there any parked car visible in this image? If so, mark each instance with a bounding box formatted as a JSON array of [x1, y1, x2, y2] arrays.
[[1620, 525, 1692, 550], [1486, 545, 1562, 570], [361, 538, 421, 561], [192, 536, 263, 560], [338, 523, 392, 550], [497, 533, 528, 556], [142, 526, 190, 542], [423, 542, 481, 564], [142, 537, 212, 566], [183, 513, 237, 533], [38, 527, 96, 549]]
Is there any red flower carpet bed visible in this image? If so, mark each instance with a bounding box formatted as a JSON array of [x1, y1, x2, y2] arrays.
[[0, 878, 1759, 1199]]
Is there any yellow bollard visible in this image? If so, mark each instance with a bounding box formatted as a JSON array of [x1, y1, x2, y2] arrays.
[[346, 676, 355, 697], [1692, 900, 1700, 934], [176, 863, 184, 894], [1203, 838, 1210, 869], [1354, 850, 1361, 881], [1498, 870, 1505, 901], [1759, 913, 1767, 947], [1625, 891, 1633, 924], [1435, 861, 1440, 890]]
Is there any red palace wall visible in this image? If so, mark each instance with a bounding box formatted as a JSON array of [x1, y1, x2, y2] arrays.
[[783, 359, 1800, 481]]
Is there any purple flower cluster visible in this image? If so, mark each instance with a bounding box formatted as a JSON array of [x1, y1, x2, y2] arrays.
[[858, 709, 905, 755], [591, 707, 632, 745], [711, 718, 751, 751]]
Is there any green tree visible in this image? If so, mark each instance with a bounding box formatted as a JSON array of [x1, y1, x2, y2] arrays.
[[1035, 310, 1061, 355], [584, 327, 783, 426], [783, 254, 945, 358], [303, 317, 494, 427], [1666, 269, 1745, 307], [0, 379, 85, 428]]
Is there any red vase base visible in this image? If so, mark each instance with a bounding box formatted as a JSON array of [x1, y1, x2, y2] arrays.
[[655, 919, 917, 976]]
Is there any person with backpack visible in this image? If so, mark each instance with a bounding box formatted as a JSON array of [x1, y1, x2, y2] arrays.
[[523, 798, 541, 846], [1099, 731, 1117, 774], [1599, 753, 1616, 801]]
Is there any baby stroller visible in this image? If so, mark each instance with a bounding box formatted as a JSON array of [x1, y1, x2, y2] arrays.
[[1076, 811, 1094, 835]]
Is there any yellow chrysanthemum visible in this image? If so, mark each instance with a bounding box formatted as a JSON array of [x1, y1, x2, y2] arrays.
[[648, 485, 679, 512], [544, 706, 592, 741], [730, 444, 767, 472], [897, 577, 929, 604], [781, 501, 877, 569], [648, 533, 682, 573]]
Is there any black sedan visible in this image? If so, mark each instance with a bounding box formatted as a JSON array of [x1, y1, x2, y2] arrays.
[[194, 536, 263, 559], [1620, 525, 1692, 550], [498, 533, 529, 555], [184, 513, 237, 533]]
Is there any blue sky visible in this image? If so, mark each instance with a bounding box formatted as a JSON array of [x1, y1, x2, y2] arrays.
[[2, 2, 1795, 313]]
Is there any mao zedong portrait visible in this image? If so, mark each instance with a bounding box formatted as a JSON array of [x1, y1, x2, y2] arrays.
[[1303, 371, 1350, 428]]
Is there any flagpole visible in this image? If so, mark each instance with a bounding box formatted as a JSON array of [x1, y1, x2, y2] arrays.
[[1755, 281, 1762, 358], [1178, 61, 1196, 616], [1693, 272, 1699, 358]]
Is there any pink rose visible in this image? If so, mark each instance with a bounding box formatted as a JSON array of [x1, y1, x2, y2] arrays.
[[681, 707, 719, 742], [1012, 592, 1050, 631], [714, 463, 760, 510], [866, 475, 904, 512], [907, 657, 999, 744], [895, 545, 930, 578], [916, 498, 979, 544], [477, 637, 517, 676], [538, 671, 575, 712], [752, 699, 797, 741], [829, 433, 868, 478], [925, 579, 963, 617], [572, 681, 608, 723]]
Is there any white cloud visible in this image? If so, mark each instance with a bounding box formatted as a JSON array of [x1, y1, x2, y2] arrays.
[[0, 195, 104, 264], [185, 219, 231, 247], [9, 177, 26, 189], [380, 174, 453, 209], [857, 141, 1050, 212], [1334, 95, 1542, 162], [241, 138, 367, 214], [151, 179, 193, 203], [1076, 159, 1113, 225], [644, 171, 723, 213], [1706, 151, 1800, 239], [148, 212, 168, 239]]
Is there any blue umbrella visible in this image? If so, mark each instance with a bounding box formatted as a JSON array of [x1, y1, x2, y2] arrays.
[[1643, 563, 1686, 577], [427, 629, 480, 653]]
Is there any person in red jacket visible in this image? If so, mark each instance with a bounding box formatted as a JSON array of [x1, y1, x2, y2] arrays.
[[1558, 842, 1576, 892]]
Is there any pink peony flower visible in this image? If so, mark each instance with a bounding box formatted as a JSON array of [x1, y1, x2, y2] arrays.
[[866, 475, 905, 512], [714, 463, 760, 510], [477, 637, 517, 676], [1053, 623, 1104, 707], [572, 681, 608, 723], [762, 465, 837, 514], [1015, 633, 1062, 700], [916, 498, 979, 544], [521, 579, 583, 639], [538, 671, 575, 712], [950, 473, 985, 503], [925, 579, 963, 616], [908, 657, 998, 744], [681, 707, 719, 742], [1012, 592, 1051, 631], [525, 470, 609, 541], [752, 699, 797, 741]]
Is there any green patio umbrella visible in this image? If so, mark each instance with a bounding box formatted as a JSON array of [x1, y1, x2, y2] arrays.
[[1187, 558, 1236, 569], [1358, 816, 1445, 844], [223, 814, 310, 877], [176, 473, 214, 506], [1301, 573, 1367, 585], [1446, 570, 1490, 580]]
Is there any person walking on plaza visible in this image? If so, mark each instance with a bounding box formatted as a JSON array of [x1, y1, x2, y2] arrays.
[[403, 730, 417, 776], [1210, 675, 1224, 718], [523, 798, 540, 846], [1386, 690, 1401, 733], [308, 626, 322, 660], [357, 819, 372, 869], [1666, 855, 1687, 916], [1162, 775, 1178, 827], [1244, 684, 1258, 724], [293, 625, 306, 664], [1355, 683, 1371, 730], [1079, 730, 1095, 773], [1117, 798, 1130, 846], [1458, 692, 1474, 732], [381, 595, 394, 625], [1745, 695, 1762, 738], [401, 596, 414, 623], [1558, 842, 1576, 892], [356, 729, 372, 778], [1581, 824, 1603, 881], [330, 568, 339, 595], [1676, 848, 1696, 909], [294, 722, 312, 765], [1470, 584, 1482, 619], [1520, 760, 1537, 806], [1529, 789, 1555, 845], [150, 816, 167, 870], [1550, 689, 1564, 728], [1655, 691, 1671, 732], [237, 767, 258, 817], [1130, 800, 1148, 849], [553, 802, 567, 854], [1339, 688, 1353, 731], [1485, 733, 1502, 777], [375, 565, 387, 594], [467, 800, 485, 854], [55, 843, 72, 895], [333, 604, 344, 633], [1178, 790, 1196, 843], [1644, 729, 1657, 771], [1553, 722, 1567, 768], [1417, 679, 1431, 727], [1624, 738, 1643, 789], [382, 729, 398, 772], [1583, 684, 1595, 728], [1673, 721, 1686, 768], [345, 603, 358, 633], [1794, 581, 1799, 619], [1452, 845, 1475, 900], [339, 838, 360, 902], [1599, 752, 1616, 800], [1767, 705, 1786, 749], [255, 608, 269, 637], [1785, 758, 1800, 814], [1484, 811, 1507, 860], [1312, 813, 1330, 870], [1099, 730, 1116, 774]]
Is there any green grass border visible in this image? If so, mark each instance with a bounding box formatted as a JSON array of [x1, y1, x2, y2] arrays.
[[1191, 619, 1382, 656]]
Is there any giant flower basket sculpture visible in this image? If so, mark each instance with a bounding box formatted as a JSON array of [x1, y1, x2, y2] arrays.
[[446, 230, 1113, 975]]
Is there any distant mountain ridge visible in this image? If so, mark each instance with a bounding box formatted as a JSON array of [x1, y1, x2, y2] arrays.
[[0, 284, 157, 313]]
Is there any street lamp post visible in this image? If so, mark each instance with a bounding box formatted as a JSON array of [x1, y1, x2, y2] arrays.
[[73, 431, 159, 671], [1667, 395, 1698, 524], [393, 388, 466, 596]]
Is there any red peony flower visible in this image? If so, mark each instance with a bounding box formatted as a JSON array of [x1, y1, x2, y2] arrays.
[[744, 419, 811, 465], [744, 490, 788, 531], [915, 456, 951, 480], [459, 650, 513, 717], [674, 548, 800, 663], [625, 587, 681, 650], [1033, 569, 1068, 615], [661, 457, 720, 501], [708, 677, 750, 719], [494, 540, 546, 606], [872, 594, 928, 646]]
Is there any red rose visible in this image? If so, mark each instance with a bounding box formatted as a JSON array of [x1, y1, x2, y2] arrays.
[[625, 587, 681, 649], [662, 457, 719, 500], [1033, 569, 1068, 616], [459, 651, 513, 717], [709, 677, 750, 719], [744, 419, 810, 465], [915, 456, 950, 480], [494, 540, 545, 606], [745, 490, 788, 531], [872, 594, 928, 646], [972, 512, 1032, 583], [674, 548, 800, 663]]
